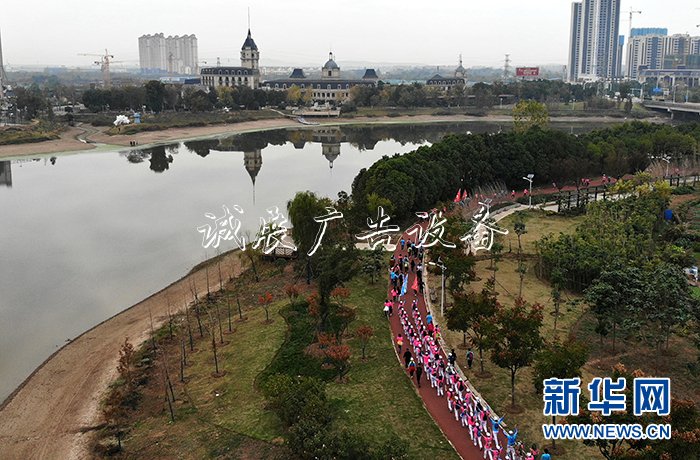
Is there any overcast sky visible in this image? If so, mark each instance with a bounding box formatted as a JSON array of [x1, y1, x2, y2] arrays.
[[2, 0, 699, 69]]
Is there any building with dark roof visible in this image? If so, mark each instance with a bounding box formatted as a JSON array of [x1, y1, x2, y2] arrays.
[[426, 56, 466, 90], [200, 29, 260, 89], [262, 52, 379, 104]]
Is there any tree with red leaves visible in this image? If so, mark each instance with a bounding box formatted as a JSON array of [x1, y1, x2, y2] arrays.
[[258, 292, 273, 323], [325, 344, 351, 380], [355, 325, 374, 359]]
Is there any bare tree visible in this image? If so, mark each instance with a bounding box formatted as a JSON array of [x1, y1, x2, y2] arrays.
[[166, 294, 174, 340], [236, 294, 244, 321], [207, 311, 221, 375], [226, 295, 233, 332], [183, 295, 194, 351], [180, 336, 186, 382], [216, 249, 224, 291]]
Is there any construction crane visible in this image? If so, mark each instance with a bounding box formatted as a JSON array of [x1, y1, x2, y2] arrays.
[[78, 49, 122, 87], [628, 7, 642, 39]]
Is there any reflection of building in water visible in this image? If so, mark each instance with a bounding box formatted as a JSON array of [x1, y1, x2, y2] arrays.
[[0, 161, 12, 187], [313, 128, 347, 169], [244, 149, 262, 184]]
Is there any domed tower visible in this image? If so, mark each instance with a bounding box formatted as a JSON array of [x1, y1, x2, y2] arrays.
[[322, 52, 340, 79], [455, 54, 466, 79], [240, 29, 259, 70]]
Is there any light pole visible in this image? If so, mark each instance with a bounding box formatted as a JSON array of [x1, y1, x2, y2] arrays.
[[428, 259, 446, 317], [523, 173, 534, 207], [651, 154, 671, 177]]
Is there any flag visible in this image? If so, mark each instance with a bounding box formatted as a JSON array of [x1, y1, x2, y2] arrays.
[[411, 276, 418, 292], [461, 190, 468, 201], [401, 273, 408, 297], [453, 189, 461, 203]]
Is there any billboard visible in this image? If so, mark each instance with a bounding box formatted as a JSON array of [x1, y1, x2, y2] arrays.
[[516, 67, 540, 77]]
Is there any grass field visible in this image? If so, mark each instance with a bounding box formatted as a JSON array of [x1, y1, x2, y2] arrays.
[[97, 258, 458, 459]]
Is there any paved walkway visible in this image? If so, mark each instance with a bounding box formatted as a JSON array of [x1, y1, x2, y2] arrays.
[[386, 237, 509, 459]]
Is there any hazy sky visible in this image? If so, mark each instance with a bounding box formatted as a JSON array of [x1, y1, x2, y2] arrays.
[[2, 0, 700, 69]]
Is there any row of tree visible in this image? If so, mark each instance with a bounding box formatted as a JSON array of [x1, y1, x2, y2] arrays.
[[81, 81, 287, 113], [351, 122, 700, 223]]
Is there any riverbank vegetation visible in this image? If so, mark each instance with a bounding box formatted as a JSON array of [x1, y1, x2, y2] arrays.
[[351, 121, 700, 223], [94, 248, 456, 459], [0, 121, 62, 145]]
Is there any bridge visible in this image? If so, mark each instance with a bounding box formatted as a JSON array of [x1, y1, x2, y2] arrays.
[[643, 101, 700, 119]]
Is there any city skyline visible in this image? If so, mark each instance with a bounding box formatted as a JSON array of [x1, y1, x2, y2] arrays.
[[2, 0, 699, 69]]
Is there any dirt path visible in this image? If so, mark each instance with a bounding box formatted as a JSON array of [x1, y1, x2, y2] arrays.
[[387, 234, 509, 460], [0, 251, 244, 460]]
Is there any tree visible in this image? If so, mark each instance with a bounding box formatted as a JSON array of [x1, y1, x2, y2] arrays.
[[443, 250, 476, 296], [512, 100, 550, 132], [448, 279, 499, 374], [315, 245, 359, 332], [144, 80, 165, 113], [103, 339, 137, 451], [287, 191, 333, 283], [570, 364, 700, 460], [489, 298, 544, 408], [533, 339, 588, 450], [361, 247, 385, 284], [585, 265, 643, 353], [628, 263, 699, 368], [355, 325, 374, 359], [325, 344, 351, 381], [259, 292, 273, 323]]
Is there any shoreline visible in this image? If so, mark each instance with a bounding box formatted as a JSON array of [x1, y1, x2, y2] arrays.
[[0, 249, 245, 460], [0, 113, 665, 161]]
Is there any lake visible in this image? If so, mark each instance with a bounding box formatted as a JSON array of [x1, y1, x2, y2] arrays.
[[0, 121, 610, 402]]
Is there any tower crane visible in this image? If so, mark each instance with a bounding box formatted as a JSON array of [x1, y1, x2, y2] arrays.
[[78, 49, 123, 87]]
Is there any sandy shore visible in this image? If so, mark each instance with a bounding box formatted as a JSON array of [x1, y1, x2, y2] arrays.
[[0, 252, 244, 460], [0, 113, 660, 160]]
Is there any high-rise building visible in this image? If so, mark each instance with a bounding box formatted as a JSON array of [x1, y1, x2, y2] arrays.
[[567, 2, 583, 82], [0, 28, 7, 101], [627, 31, 700, 80], [568, 0, 622, 82], [138, 34, 198, 75]]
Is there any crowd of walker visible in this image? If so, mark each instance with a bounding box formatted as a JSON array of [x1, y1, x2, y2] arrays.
[[385, 237, 553, 460]]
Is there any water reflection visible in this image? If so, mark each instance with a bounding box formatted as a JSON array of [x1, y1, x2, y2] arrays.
[[0, 161, 12, 187]]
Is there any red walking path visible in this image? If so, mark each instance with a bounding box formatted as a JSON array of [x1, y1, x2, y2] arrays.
[[386, 232, 509, 460]]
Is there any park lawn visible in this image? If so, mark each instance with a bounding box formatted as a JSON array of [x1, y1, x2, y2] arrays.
[[103, 258, 459, 459], [327, 277, 459, 460]]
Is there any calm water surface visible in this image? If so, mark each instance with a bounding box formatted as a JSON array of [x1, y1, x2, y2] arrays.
[[0, 122, 608, 401]]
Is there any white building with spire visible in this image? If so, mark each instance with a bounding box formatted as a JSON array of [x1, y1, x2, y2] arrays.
[[200, 29, 260, 90]]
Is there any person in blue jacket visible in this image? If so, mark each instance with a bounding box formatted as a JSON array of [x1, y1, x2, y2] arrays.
[[505, 428, 518, 459], [490, 416, 504, 448]]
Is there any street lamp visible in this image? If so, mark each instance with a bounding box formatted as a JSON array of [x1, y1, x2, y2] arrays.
[[428, 259, 446, 317], [522, 173, 534, 207], [651, 154, 671, 177]]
